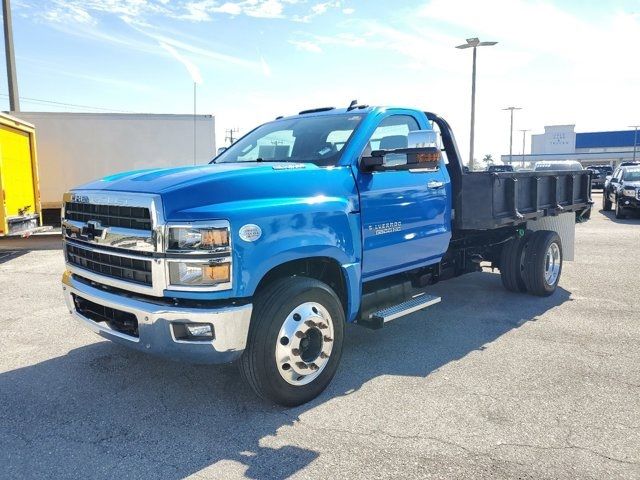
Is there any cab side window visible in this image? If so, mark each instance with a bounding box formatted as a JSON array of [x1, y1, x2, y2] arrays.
[[613, 169, 622, 181], [368, 115, 420, 167]]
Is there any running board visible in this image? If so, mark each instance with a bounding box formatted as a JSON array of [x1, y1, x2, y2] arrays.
[[358, 293, 441, 330]]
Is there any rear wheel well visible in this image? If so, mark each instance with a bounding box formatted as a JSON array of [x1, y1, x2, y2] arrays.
[[255, 257, 348, 315]]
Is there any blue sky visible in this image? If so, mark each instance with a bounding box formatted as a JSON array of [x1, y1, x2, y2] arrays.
[[4, 0, 640, 161]]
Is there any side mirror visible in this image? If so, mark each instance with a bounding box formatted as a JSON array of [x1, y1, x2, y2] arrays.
[[362, 147, 441, 171], [217, 147, 228, 155], [407, 130, 437, 149], [361, 130, 441, 172], [361, 153, 384, 170]]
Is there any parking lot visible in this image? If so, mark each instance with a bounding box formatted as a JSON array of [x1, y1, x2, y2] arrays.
[[1, 192, 638, 480]]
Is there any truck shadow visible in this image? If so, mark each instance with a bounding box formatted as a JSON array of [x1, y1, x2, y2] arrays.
[[0, 250, 29, 264], [598, 209, 639, 223], [0, 271, 570, 479]]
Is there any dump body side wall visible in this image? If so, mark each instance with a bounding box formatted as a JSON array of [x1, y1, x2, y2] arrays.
[[457, 170, 591, 230]]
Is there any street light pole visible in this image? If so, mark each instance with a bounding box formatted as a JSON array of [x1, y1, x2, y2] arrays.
[[2, 0, 19, 112], [503, 106, 522, 164], [470, 46, 476, 171], [629, 125, 639, 163], [519, 129, 530, 168], [456, 37, 497, 171]]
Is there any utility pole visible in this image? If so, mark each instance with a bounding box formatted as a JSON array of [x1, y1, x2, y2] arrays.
[[629, 125, 639, 163], [503, 106, 522, 164], [2, 0, 19, 112], [519, 129, 530, 168], [225, 128, 239, 145], [193, 82, 197, 165], [456, 37, 497, 171]]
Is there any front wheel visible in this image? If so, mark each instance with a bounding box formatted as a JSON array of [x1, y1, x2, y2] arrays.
[[615, 200, 626, 219], [523, 231, 563, 297], [240, 276, 345, 407]]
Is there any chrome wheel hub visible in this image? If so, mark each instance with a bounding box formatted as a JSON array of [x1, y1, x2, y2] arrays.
[[275, 302, 334, 386], [544, 242, 561, 286]]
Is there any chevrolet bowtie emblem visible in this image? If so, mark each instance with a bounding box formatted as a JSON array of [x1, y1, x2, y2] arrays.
[[82, 220, 105, 240]]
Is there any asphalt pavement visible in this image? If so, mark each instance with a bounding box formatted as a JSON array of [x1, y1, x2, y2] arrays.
[[1, 192, 638, 479]]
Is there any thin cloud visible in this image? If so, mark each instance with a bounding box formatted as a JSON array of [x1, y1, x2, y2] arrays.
[[293, 0, 341, 22], [159, 42, 203, 84], [260, 56, 272, 77], [124, 17, 260, 69], [289, 39, 323, 53], [180, 0, 288, 21], [30, 0, 343, 25], [19, 57, 157, 93]]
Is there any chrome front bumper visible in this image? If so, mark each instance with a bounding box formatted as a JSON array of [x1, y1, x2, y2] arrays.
[[62, 271, 252, 364]]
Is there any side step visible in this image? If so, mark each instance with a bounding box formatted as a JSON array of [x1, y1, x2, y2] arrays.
[[358, 293, 441, 330]]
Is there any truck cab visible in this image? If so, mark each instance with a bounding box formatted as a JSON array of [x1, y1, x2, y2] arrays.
[[61, 105, 591, 406]]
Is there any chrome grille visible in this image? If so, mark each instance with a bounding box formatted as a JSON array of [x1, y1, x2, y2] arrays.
[[62, 191, 164, 296], [66, 243, 152, 286], [64, 202, 152, 230]]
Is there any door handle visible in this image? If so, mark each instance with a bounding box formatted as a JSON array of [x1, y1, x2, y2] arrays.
[[427, 181, 444, 189]]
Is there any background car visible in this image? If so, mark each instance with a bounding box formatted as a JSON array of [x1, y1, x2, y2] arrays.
[[487, 164, 514, 173], [533, 160, 584, 172], [586, 165, 613, 189], [602, 165, 640, 219]]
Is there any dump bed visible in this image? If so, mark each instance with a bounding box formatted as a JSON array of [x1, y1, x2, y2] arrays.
[[455, 170, 592, 230], [425, 111, 592, 232]]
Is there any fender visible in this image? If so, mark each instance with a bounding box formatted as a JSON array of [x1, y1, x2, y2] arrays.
[[164, 193, 363, 323]]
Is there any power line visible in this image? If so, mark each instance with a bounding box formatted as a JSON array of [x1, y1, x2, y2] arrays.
[[0, 93, 135, 113]]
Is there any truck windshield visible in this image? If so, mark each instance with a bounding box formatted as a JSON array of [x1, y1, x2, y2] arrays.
[[623, 168, 640, 181], [213, 114, 364, 166]]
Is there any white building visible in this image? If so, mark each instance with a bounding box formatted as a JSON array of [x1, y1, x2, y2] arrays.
[[501, 124, 639, 168], [14, 112, 216, 210]]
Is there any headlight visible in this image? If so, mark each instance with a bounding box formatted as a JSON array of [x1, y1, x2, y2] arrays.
[[166, 222, 232, 289], [168, 260, 231, 287], [167, 225, 230, 252], [623, 188, 637, 197]]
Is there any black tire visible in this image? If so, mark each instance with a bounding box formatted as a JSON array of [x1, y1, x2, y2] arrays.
[[240, 276, 345, 407], [499, 234, 530, 293], [581, 206, 591, 220], [615, 200, 626, 219], [523, 231, 563, 297], [602, 192, 612, 211]]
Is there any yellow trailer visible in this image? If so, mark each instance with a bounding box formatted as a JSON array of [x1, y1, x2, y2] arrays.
[[0, 113, 42, 236]]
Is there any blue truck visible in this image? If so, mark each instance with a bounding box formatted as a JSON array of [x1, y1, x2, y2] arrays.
[[61, 104, 592, 406]]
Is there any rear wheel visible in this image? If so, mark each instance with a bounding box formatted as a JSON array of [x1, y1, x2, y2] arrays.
[[523, 231, 563, 297], [499, 233, 530, 293], [240, 276, 345, 407], [602, 191, 612, 211]]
